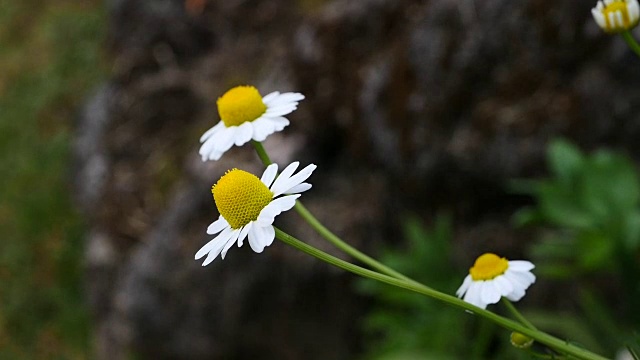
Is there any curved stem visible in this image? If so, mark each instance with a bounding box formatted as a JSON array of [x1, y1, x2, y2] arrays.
[[251, 141, 413, 281], [293, 201, 412, 281], [621, 31, 640, 58], [274, 228, 608, 360], [501, 298, 537, 330]]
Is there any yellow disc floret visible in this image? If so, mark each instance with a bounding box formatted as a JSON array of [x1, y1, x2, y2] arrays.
[[212, 169, 273, 229], [469, 253, 509, 281], [217, 85, 267, 127]]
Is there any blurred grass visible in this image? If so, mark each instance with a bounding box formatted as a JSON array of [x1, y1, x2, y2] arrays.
[[0, 0, 105, 358]]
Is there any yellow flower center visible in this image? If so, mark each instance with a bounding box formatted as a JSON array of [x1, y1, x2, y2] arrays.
[[601, 1, 638, 32], [217, 86, 267, 127], [212, 169, 273, 229], [469, 253, 509, 281]]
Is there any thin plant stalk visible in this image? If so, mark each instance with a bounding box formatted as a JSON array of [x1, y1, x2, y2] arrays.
[[502, 298, 538, 330], [621, 30, 640, 58]]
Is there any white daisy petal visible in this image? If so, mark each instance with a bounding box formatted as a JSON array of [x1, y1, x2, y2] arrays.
[[234, 122, 253, 146], [208, 149, 224, 161], [592, 9, 606, 28], [207, 216, 229, 235], [456, 275, 473, 297], [631, 1, 640, 20], [266, 102, 298, 112], [270, 161, 300, 195], [480, 280, 502, 305], [248, 224, 269, 253], [260, 163, 279, 187], [251, 117, 277, 142], [238, 222, 252, 247], [506, 287, 526, 302], [277, 161, 300, 181], [265, 105, 298, 117], [203, 130, 231, 161], [508, 260, 535, 272], [202, 240, 228, 266], [195, 226, 232, 259], [267, 116, 290, 131], [196, 226, 235, 263], [199, 138, 217, 161], [608, 11, 616, 26], [511, 270, 536, 286], [285, 183, 312, 194], [215, 126, 237, 153], [502, 271, 529, 289], [464, 282, 486, 309], [199, 121, 224, 142], [262, 91, 280, 104], [493, 274, 514, 295], [220, 230, 241, 259], [272, 164, 317, 196], [262, 225, 276, 248], [267, 92, 304, 107], [257, 195, 300, 225]]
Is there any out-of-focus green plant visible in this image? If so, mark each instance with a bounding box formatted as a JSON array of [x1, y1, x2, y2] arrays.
[[514, 139, 640, 274], [513, 138, 640, 353], [0, 1, 105, 358], [356, 215, 529, 360]]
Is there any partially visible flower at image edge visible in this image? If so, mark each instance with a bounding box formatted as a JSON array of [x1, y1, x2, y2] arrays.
[[199, 85, 304, 161], [195, 161, 316, 266], [592, 0, 640, 33], [456, 253, 536, 309]]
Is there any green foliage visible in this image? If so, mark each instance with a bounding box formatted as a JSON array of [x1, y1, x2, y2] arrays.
[[514, 139, 640, 274], [357, 215, 528, 360], [512, 138, 640, 354], [0, 1, 105, 358]]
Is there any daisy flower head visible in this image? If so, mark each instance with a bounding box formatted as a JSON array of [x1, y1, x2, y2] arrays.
[[592, 0, 640, 33], [456, 253, 536, 309], [199, 85, 305, 161], [195, 161, 316, 266]]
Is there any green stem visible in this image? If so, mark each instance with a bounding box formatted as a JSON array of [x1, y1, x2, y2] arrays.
[[501, 298, 537, 330], [274, 228, 608, 360], [251, 141, 412, 282], [251, 141, 273, 165], [621, 31, 640, 58], [293, 201, 411, 281]]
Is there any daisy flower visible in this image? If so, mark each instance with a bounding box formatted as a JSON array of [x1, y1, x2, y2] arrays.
[[199, 85, 305, 161], [456, 253, 536, 309], [592, 0, 640, 33], [195, 161, 316, 266]]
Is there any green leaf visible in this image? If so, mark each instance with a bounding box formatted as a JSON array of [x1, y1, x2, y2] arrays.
[[537, 183, 593, 229], [576, 231, 614, 271], [511, 207, 543, 227], [623, 213, 640, 250], [548, 139, 585, 182]]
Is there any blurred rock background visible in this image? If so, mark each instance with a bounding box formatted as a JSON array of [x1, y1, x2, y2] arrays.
[[2, 0, 639, 359]]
